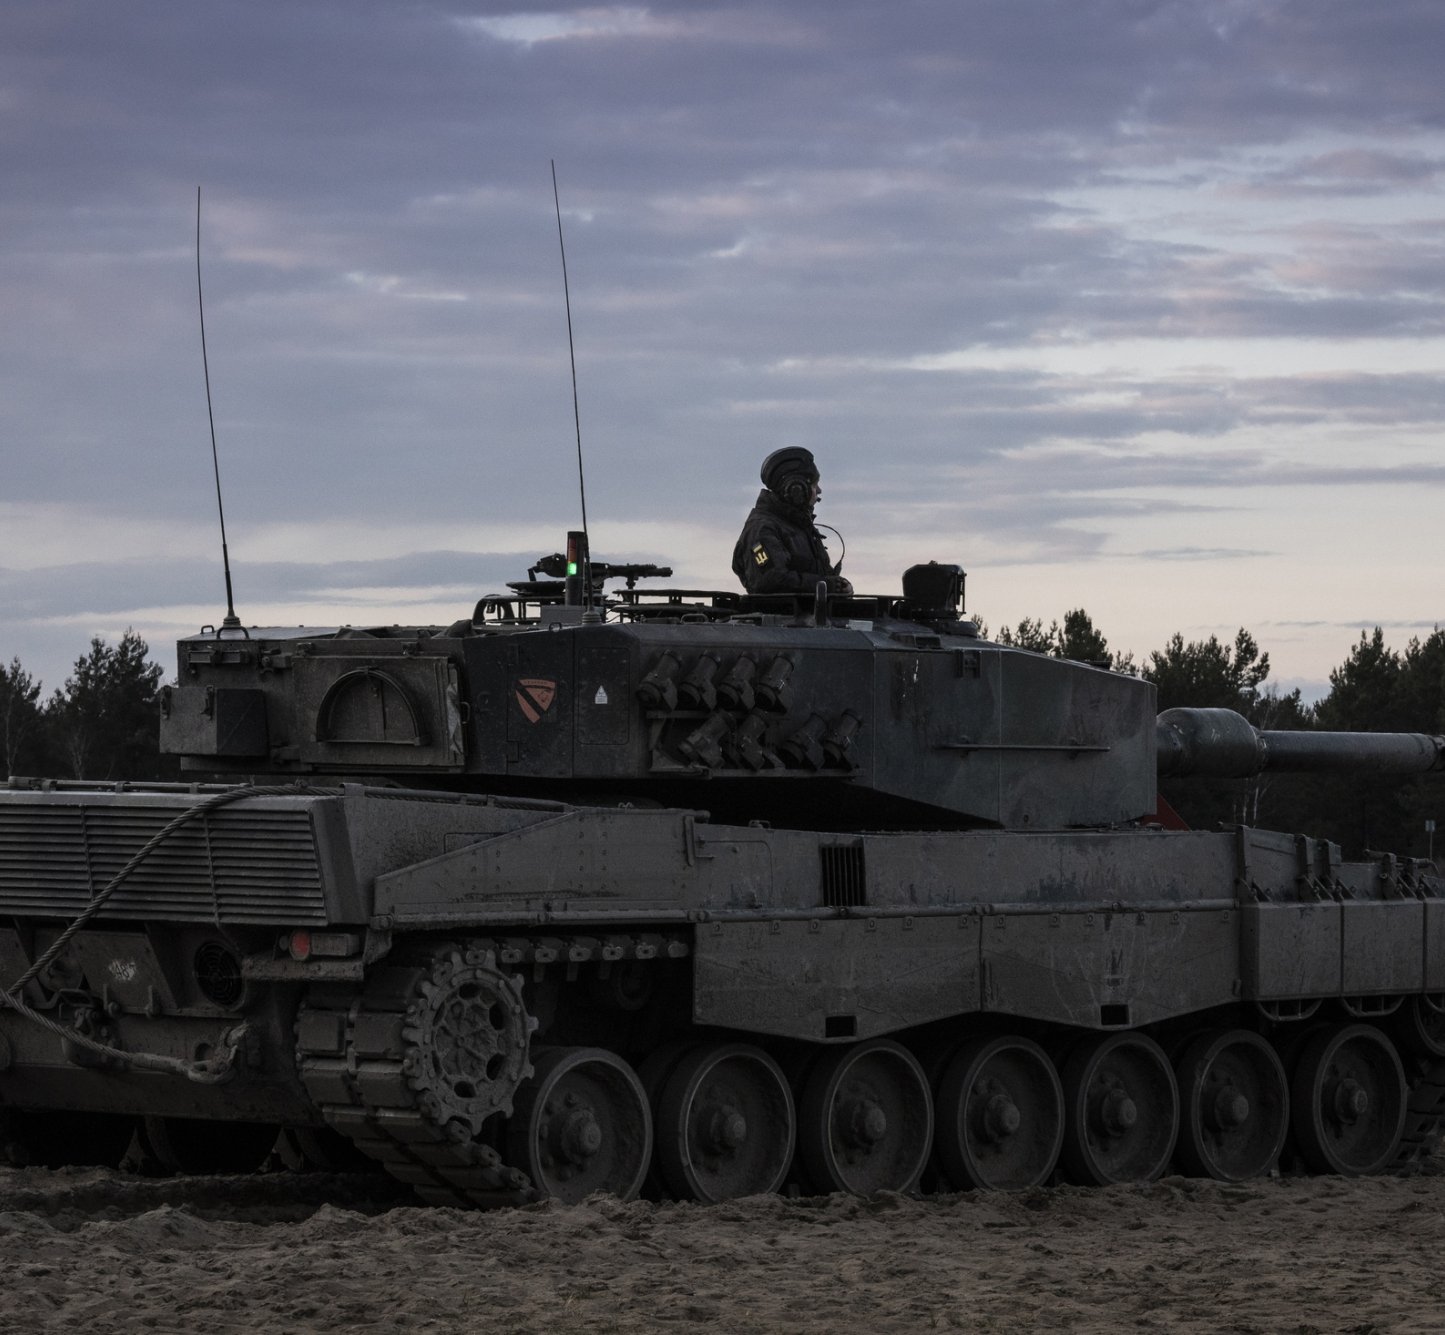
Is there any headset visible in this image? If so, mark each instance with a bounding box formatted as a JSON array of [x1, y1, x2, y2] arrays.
[[779, 474, 813, 509]]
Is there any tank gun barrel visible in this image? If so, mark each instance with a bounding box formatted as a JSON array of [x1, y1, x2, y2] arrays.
[[1156, 707, 1445, 779]]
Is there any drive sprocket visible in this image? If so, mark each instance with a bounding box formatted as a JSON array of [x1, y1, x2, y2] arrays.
[[400, 946, 536, 1136]]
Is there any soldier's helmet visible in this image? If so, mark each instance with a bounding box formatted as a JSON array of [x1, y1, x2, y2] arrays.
[[760, 447, 818, 492]]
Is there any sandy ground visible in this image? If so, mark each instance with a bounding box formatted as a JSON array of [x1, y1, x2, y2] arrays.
[[3, 1161, 1444, 1334]]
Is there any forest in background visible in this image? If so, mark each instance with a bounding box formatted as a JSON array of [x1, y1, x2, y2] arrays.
[[3, 615, 1444, 861]]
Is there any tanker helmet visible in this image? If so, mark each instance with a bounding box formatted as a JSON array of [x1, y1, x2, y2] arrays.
[[760, 447, 819, 509]]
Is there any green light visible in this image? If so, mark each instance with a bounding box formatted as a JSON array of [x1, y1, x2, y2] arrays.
[[567, 561, 578, 576]]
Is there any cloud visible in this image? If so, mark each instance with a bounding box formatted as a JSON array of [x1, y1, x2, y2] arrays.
[[458, 9, 665, 47], [1136, 546, 1273, 562], [3, 0, 1445, 695]]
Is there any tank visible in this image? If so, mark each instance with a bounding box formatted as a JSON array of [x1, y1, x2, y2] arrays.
[[2, 538, 1444, 1201]]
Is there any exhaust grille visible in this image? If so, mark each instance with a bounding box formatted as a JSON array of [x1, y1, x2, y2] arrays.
[[820, 843, 866, 908], [0, 801, 328, 925]]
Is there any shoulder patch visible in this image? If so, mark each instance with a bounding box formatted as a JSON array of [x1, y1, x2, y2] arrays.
[[751, 543, 769, 567]]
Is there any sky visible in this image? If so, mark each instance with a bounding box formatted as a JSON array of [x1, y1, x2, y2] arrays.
[[3, 0, 1443, 702]]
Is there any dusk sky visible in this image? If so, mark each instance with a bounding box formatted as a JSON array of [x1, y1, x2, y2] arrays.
[[3, 1, 1443, 700]]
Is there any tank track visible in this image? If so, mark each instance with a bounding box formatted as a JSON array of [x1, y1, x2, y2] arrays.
[[1392, 1055, 1445, 1170], [295, 932, 687, 1208]]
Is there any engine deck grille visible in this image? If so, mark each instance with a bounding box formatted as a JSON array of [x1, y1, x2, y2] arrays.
[[0, 801, 328, 925]]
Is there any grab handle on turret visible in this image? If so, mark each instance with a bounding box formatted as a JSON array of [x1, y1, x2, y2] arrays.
[[1156, 707, 1445, 779]]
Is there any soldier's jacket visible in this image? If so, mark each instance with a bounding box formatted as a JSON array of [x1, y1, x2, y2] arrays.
[[731, 488, 836, 593]]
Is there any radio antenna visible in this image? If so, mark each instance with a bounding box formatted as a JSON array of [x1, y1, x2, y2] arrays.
[[551, 160, 592, 607], [195, 186, 242, 633]]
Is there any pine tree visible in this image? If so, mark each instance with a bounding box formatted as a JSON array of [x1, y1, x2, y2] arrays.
[[0, 657, 44, 776], [994, 609, 1133, 672], [1145, 628, 1269, 713], [46, 631, 166, 780]]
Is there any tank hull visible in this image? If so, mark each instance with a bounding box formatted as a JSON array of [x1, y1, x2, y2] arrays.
[[2, 781, 1442, 1196]]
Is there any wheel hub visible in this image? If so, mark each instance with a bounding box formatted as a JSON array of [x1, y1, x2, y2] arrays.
[[842, 1097, 888, 1149], [703, 1105, 749, 1153], [1329, 1076, 1369, 1125], [1094, 1085, 1138, 1137], [552, 1103, 603, 1164], [980, 1092, 1022, 1142], [1208, 1085, 1251, 1131]]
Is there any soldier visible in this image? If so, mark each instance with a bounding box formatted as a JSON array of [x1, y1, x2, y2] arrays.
[[732, 447, 852, 596]]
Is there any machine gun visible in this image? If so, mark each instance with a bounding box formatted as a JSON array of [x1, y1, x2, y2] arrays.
[[528, 551, 673, 590]]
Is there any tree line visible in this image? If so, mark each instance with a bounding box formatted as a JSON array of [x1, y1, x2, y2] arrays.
[[4, 618, 1444, 858], [1, 631, 174, 784]]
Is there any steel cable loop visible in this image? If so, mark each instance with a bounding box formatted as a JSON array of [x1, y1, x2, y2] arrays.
[[0, 994, 246, 1083], [1, 782, 330, 1082]]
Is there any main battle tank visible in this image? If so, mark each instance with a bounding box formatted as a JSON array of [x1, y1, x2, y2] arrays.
[[3, 538, 1444, 1202]]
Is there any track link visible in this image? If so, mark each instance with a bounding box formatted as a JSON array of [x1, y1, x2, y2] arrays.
[[295, 945, 535, 1208]]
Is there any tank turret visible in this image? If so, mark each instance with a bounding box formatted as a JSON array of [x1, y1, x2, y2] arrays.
[[158, 548, 1161, 830]]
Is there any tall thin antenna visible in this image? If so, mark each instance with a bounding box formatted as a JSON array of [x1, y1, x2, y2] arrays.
[[195, 186, 241, 632], [551, 160, 591, 604]]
